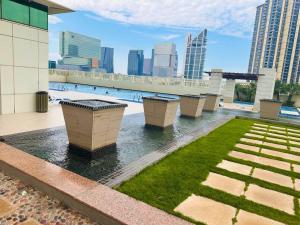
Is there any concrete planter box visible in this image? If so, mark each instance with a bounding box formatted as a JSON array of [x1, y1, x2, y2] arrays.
[[203, 94, 221, 111], [60, 99, 127, 153], [260, 99, 282, 120], [180, 95, 207, 118], [142, 96, 179, 128]]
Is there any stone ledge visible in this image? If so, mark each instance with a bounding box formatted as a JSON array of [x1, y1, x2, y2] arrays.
[[0, 143, 191, 225]]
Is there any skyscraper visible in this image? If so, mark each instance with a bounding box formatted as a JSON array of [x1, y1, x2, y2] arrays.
[[248, 0, 300, 83], [143, 58, 152, 75], [183, 29, 207, 80], [127, 50, 144, 75], [59, 31, 101, 71], [100, 47, 114, 73], [153, 43, 178, 77]]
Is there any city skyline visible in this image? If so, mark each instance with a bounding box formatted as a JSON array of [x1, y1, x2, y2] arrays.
[[48, 1, 263, 75]]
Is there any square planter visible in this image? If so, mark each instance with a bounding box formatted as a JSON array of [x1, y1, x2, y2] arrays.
[[60, 99, 127, 153], [180, 95, 207, 118], [203, 94, 221, 111], [260, 99, 282, 120], [142, 96, 179, 128]]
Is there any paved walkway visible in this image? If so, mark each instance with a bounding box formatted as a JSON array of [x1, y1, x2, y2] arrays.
[[0, 171, 97, 225], [175, 122, 300, 225]]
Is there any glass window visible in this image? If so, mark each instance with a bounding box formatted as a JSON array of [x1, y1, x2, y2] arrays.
[[30, 3, 48, 30], [2, 0, 29, 25]]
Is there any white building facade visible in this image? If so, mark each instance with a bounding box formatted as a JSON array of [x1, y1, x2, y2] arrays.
[[153, 43, 178, 77], [0, 0, 72, 114]]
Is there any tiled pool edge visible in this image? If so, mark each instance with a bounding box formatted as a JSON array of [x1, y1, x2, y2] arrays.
[[0, 143, 191, 225]]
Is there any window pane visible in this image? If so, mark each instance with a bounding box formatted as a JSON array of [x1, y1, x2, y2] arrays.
[[2, 0, 29, 25], [30, 3, 48, 30]]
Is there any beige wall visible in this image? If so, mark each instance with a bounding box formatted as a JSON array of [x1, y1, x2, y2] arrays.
[[0, 20, 48, 114]]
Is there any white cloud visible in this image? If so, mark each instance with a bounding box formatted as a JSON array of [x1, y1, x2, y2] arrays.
[[131, 30, 180, 41], [48, 15, 63, 24], [51, 0, 264, 37]]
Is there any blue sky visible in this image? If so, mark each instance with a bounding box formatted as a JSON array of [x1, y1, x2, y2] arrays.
[[49, 0, 264, 74]]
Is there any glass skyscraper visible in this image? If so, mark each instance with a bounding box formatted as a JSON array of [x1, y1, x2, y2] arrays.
[[183, 29, 207, 80], [100, 47, 114, 73], [248, 0, 300, 83], [59, 31, 101, 71], [127, 50, 144, 75]]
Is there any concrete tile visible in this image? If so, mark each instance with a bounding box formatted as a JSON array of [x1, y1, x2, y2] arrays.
[[269, 129, 286, 134], [293, 164, 300, 173], [20, 219, 42, 225], [263, 142, 288, 150], [236, 210, 285, 225], [217, 160, 253, 176], [289, 140, 300, 146], [0, 198, 14, 217], [174, 195, 236, 225], [261, 148, 300, 162], [235, 143, 260, 152], [287, 128, 300, 133], [245, 184, 294, 214], [252, 168, 293, 188], [229, 151, 258, 162], [256, 157, 291, 171], [270, 126, 286, 131], [288, 136, 300, 141], [245, 133, 264, 139], [265, 137, 287, 144], [287, 132, 300, 137], [267, 132, 287, 139], [250, 130, 266, 135], [202, 173, 246, 196], [252, 126, 268, 131], [295, 179, 300, 191], [290, 146, 300, 153], [240, 138, 263, 145], [254, 123, 268, 128]]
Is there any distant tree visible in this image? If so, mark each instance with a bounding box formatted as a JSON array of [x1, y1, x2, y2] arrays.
[[235, 82, 257, 103], [284, 83, 300, 107], [274, 80, 285, 101]]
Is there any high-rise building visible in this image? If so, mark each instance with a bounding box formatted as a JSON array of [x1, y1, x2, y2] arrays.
[[183, 29, 207, 80], [48, 60, 57, 69], [248, 0, 300, 83], [59, 31, 101, 71], [143, 58, 152, 75], [100, 47, 114, 73], [153, 43, 178, 77], [127, 50, 144, 75], [0, 0, 72, 114]]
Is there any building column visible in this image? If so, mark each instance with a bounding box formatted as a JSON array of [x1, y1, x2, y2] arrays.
[[208, 69, 223, 95], [254, 68, 277, 111], [222, 79, 236, 103]]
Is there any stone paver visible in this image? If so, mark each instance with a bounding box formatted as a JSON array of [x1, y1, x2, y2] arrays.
[[235, 210, 285, 225], [263, 142, 288, 150], [256, 156, 291, 171], [217, 160, 253, 176], [267, 132, 287, 139], [174, 195, 236, 225], [240, 138, 263, 145], [295, 179, 300, 191], [254, 123, 268, 128], [245, 133, 264, 139], [288, 132, 300, 137], [294, 164, 300, 173], [288, 136, 300, 141], [270, 126, 286, 131], [235, 143, 260, 152], [289, 140, 300, 146], [290, 146, 300, 153], [250, 130, 266, 135], [287, 128, 300, 133], [269, 129, 286, 134], [252, 168, 293, 188], [245, 184, 294, 214], [0, 198, 14, 217], [265, 137, 287, 144], [229, 151, 258, 162], [252, 126, 268, 131], [261, 148, 300, 162], [202, 173, 246, 196]]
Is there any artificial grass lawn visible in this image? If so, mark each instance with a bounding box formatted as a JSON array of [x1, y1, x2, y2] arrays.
[[117, 118, 300, 225]]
